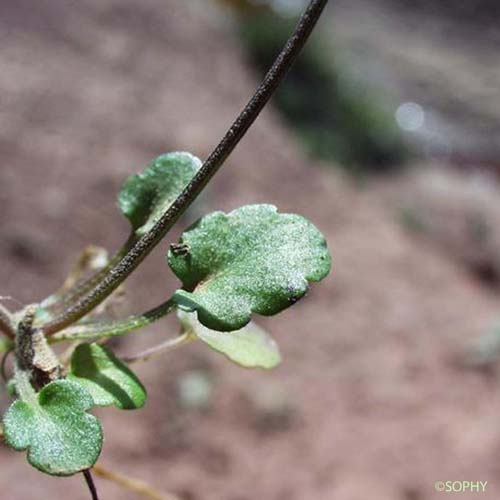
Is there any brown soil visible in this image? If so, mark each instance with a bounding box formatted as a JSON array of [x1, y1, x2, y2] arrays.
[[1, 1, 500, 499]]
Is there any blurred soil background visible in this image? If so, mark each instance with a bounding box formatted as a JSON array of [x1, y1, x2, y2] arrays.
[[2, 0, 500, 498]]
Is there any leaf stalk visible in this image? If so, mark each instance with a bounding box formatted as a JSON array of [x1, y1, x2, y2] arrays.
[[49, 299, 177, 343], [83, 469, 100, 500]]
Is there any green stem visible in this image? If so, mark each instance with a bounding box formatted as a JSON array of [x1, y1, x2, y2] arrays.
[[14, 367, 37, 405], [41, 0, 329, 336], [49, 299, 176, 343]]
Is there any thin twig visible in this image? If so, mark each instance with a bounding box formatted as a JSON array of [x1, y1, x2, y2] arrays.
[[83, 469, 100, 500], [49, 299, 176, 344], [93, 464, 179, 500], [41, 0, 329, 336], [123, 332, 194, 364]]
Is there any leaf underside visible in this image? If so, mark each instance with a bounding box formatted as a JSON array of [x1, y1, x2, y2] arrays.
[[178, 310, 281, 369], [169, 204, 331, 331], [118, 152, 202, 237], [69, 343, 146, 410]]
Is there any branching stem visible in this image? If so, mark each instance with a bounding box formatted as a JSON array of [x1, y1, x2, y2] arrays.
[[41, 0, 329, 336]]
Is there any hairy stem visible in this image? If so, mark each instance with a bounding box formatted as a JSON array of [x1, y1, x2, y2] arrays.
[[14, 367, 37, 406], [41, 0, 329, 336], [49, 299, 176, 343]]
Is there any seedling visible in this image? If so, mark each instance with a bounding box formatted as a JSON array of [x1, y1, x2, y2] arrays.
[[0, 1, 330, 498]]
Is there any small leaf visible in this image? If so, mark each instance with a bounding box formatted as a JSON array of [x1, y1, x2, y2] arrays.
[[179, 310, 281, 369], [168, 204, 331, 331], [68, 344, 146, 410], [3, 380, 103, 476], [118, 152, 201, 237]]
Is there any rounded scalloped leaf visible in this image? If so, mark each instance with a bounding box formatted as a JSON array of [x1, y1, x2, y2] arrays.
[[3, 379, 103, 476], [68, 343, 147, 410], [168, 204, 331, 331], [118, 152, 201, 237], [178, 310, 281, 369]]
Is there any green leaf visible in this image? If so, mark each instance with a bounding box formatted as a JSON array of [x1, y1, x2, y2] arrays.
[[169, 204, 331, 331], [118, 152, 201, 237], [3, 379, 103, 476], [179, 310, 281, 369], [68, 344, 146, 410]]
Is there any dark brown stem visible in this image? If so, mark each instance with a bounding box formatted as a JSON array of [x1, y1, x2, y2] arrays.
[[42, 0, 329, 336], [83, 469, 100, 500], [16, 306, 62, 390]]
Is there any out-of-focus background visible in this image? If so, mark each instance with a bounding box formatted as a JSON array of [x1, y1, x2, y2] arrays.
[[2, 0, 500, 498]]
